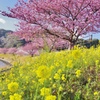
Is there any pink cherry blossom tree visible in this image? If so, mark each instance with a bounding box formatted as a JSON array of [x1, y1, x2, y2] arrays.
[[1, 0, 100, 49], [22, 42, 40, 56], [0, 48, 8, 54], [7, 48, 17, 55], [15, 21, 68, 52]]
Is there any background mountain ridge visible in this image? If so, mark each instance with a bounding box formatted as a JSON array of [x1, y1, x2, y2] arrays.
[[0, 29, 26, 48]]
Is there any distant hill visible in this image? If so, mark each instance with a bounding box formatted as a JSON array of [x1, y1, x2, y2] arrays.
[[0, 29, 13, 37], [0, 29, 26, 48]]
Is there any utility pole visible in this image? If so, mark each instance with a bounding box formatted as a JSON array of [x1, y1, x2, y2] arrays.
[[90, 35, 93, 40]]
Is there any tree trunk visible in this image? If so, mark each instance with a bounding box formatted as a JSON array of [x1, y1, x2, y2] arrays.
[[68, 42, 74, 50]]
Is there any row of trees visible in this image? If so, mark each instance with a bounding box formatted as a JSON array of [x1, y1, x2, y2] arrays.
[[0, 38, 99, 56], [0, 37, 68, 56], [0, 47, 38, 56], [76, 39, 99, 48], [0, 0, 100, 50]]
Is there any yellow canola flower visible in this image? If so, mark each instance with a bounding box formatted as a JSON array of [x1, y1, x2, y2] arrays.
[[2, 91, 7, 96], [38, 78, 45, 84], [61, 74, 66, 81], [94, 91, 99, 96], [40, 87, 51, 96], [95, 60, 99, 66], [54, 62, 60, 67], [36, 65, 51, 79], [57, 69, 62, 74], [67, 60, 73, 68], [72, 50, 80, 59], [10, 93, 22, 100], [52, 84, 56, 88], [88, 77, 91, 83], [6, 79, 10, 83], [54, 73, 60, 80], [75, 70, 81, 78], [59, 86, 63, 91], [50, 66, 55, 70], [8, 82, 19, 92], [45, 95, 56, 100]]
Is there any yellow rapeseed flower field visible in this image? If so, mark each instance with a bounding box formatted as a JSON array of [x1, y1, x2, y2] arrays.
[[0, 46, 100, 100]]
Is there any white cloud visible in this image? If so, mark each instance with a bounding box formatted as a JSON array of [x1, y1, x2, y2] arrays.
[[0, 18, 6, 24]]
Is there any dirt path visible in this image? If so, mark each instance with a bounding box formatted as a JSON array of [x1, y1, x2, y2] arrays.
[[0, 58, 12, 67]]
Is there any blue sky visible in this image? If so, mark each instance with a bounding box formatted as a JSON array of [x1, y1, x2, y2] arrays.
[[0, 0, 100, 39], [0, 0, 18, 31]]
